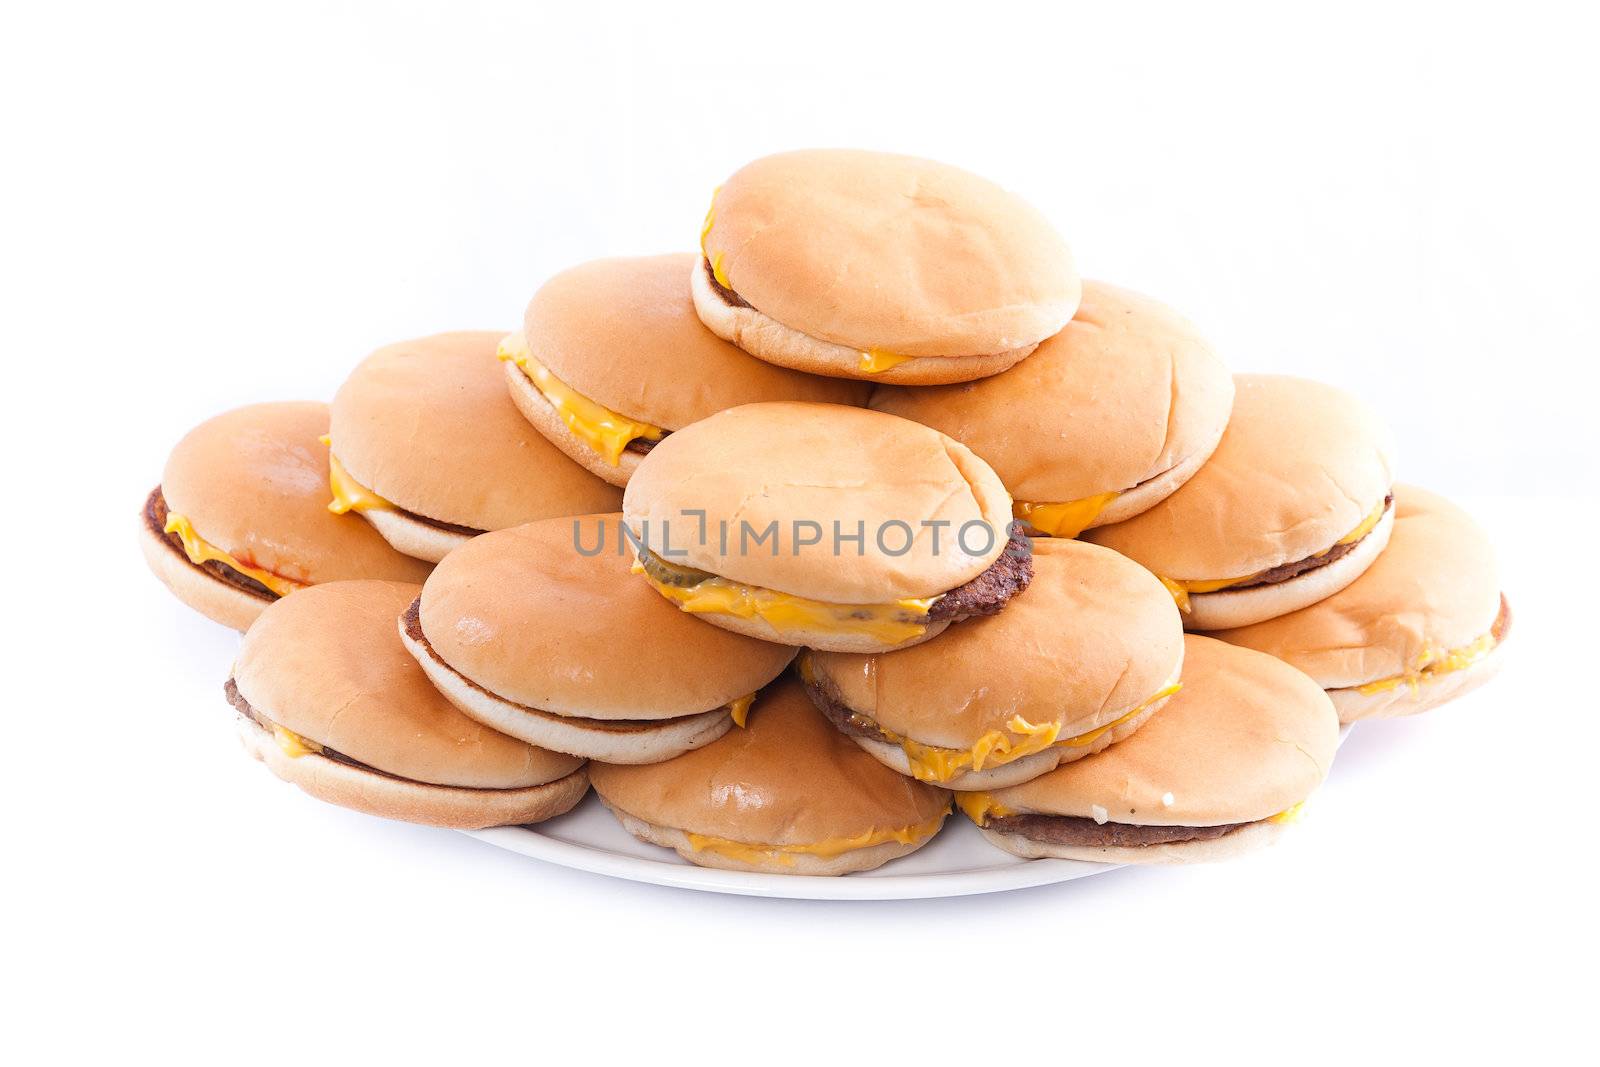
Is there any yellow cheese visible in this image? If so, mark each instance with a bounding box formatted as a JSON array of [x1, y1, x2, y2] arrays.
[[1159, 498, 1391, 612], [1355, 630, 1499, 695], [954, 792, 1017, 825], [684, 812, 947, 867], [1013, 492, 1122, 538], [272, 723, 323, 759], [162, 512, 304, 598], [1267, 802, 1305, 825], [699, 186, 720, 255], [324, 448, 394, 515], [635, 560, 935, 646], [728, 692, 756, 728], [710, 252, 732, 289], [857, 348, 915, 374], [498, 333, 665, 466]]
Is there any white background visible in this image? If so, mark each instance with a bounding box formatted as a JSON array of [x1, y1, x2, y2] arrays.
[[6, 1, 1597, 1062]]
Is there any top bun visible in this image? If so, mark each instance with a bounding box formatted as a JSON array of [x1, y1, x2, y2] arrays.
[[807, 538, 1183, 746], [588, 675, 950, 846], [990, 635, 1339, 826], [622, 402, 1013, 603], [702, 149, 1079, 358], [330, 331, 621, 529], [418, 514, 796, 719], [523, 253, 870, 429], [161, 402, 432, 586], [233, 580, 581, 789], [1211, 485, 1501, 688], [1085, 374, 1396, 578], [870, 281, 1233, 514]]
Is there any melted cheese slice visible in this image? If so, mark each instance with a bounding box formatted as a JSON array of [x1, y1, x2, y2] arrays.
[[635, 559, 935, 645], [1354, 630, 1498, 695], [498, 333, 665, 466], [162, 512, 305, 598], [1014, 492, 1122, 538], [272, 723, 324, 759], [1159, 498, 1390, 612], [858, 348, 915, 374], [324, 444, 395, 515], [684, 812, 946, 867], [728, 693, 756, 728]]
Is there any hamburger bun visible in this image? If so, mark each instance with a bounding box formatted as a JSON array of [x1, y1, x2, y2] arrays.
[[405, 514, 796, 763], [142, 402, 431, 630], [328, 331, 621, 561], [231, 580, 587, 829], [870, 281, 1234, 534], [1212, 485, 1509, 722], [622, 401, 1020, 652], [1086, 374, 1397, 629], [589, 675, 952, 875], [962, 635, 1340, 864], [508, 254, 870, 485], [694, 149, 1079, 383], [803, 538, 1184, 789]]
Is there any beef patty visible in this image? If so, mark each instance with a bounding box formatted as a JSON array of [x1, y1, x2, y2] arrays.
[[704, 257, 753, 309], [983, 812, 1250, 848], [800, 666, 894, 745], [1224, 495, 1393, 591], [145, 487, 278, 601]]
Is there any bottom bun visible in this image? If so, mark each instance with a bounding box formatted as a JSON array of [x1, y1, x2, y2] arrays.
[[400, 616, 732, 763], [690, 258, 1033, 385], [139, 516, 272, 632], [849, 696, 1165, 791], [599, 796, 936, 876], [359, 507, 474, 564], [979, 817, 1288, 865], [1329, 640, 1507, 724], [504, 360, 641, 488], [237, 713, 589, 828], [1185, 506, 1395, 631], [1091, 427, 1225, 529]]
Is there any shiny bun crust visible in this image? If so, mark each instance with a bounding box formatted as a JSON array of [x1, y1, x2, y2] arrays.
[[1183, 504, 1396, 631], [525, 253, 871, 429], [237, 714, 589, 829], [139, 516, 271, 631], [869, 281, 1234, 512], [976, 818, 1289, 865], [329, 331, 621, 532], [700, 149, 1080, 360], [622, 402, 1013, 603], [692, 262, 1035, 385], [1086, 374, 1396, 580]]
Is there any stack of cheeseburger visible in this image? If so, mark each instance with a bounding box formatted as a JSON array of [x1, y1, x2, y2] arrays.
[[141, 150, 1510, 875]]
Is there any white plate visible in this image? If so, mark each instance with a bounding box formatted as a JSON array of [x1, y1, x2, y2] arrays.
[[464, 793, 1113, 900]]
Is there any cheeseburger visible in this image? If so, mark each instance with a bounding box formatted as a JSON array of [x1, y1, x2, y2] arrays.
[[801, 538, 1184, 790], [622, 402, 1030, 653], [501, 253, 869, 486], [872, 281, 1234, 536], [140, 402, 432, 631], [958, 635, 1340, 864], [590, 676, 951, 875], [230, 581, 588, 829], [1213, 485, 1509, 722], [1087, 374, 1397, 630], [326, 331, 621, 562], [693, 149, 1080, 384], [402, 515, 795, 763]]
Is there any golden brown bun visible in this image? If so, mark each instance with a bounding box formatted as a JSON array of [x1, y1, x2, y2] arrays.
[[590, 675, 950, 854], [417, 515, 795, 719], [1182, 504, 1395, 630], [691, 263, 1035, 385], [158, 402, 433, 589], [986, 635, 1340, 826], [523, 253, 870, 430], [870, 282, 1234, 518], [809, 539, 1183, 750], [700, 149, 1079, 359], [978, 817, 1288, 865], [238, 715, 589, 830], [1212, 487, 1502, 690], [329, 331, 621, 531], [622, 402, 1012, 602], [233, 580, 582, 789], [138, 515, 272, 631], [1085, 374, 1396, 579]]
